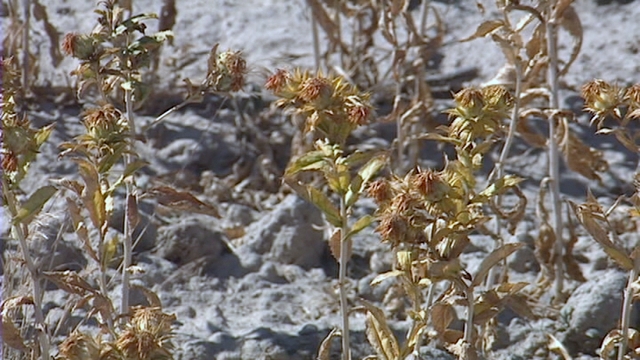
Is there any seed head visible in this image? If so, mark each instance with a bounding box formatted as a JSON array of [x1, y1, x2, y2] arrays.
[[625, 84, 640, 119], [62, 33, 100, 61], [82, 104, 129, 145], [299, 76, 332, 103], [450, 87, 485, 119], [346, 96, 371, 126], [482, 85, 513, 116], [376, 212, 409, 246], [265, 69, 290, 93], [368, 179, 392, 204], [581, 79, 624, 124]]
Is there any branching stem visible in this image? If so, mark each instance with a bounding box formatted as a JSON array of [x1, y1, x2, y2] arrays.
[[1, 177, 50, 358]]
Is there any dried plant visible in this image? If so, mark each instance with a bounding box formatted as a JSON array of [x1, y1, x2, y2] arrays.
[[1, 56, 56, 359], [267, 68, 385, 360], [572, 79, 640, 360], [364, 84, 532, 359]]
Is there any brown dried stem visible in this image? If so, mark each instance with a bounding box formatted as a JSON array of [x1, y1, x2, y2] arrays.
[[545, 0, 565, 301]]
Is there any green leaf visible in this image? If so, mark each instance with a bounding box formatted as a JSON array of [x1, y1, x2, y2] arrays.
[[345, 153, 386, 208], [345, 215, 374, 241], [307, 186, 342, 227], [109, 159, 148, 193], [471, 242, 524, 287], [12, 185, 57, 225], [115, 13, 158, 35], [473, 175, 523, 203], [284, 177, 342, 227], [284, 150, 326, 176]]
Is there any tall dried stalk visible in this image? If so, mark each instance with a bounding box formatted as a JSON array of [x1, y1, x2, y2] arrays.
[[545, 0, 565, 301]]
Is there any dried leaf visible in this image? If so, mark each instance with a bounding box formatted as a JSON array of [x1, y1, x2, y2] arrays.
[[67, 198, 99, 262], [472, 243, 524, 287], [147, 185, 220, 218], [131, 284, 162, 307], [76, 159, 107, 231], [33, 0, 63, 66], [547, 333, 572, 360], [317, 328, 340, 360], [361, 299, 400, 360], [571, 200, 633, 271], [42, 271, 98, 295], [431, 302, 455, 334], [371, 270, 404, 286], [459, 20, 504, 42], [564, 201, 586, 282], [126, 193, 140, 230], [12, 185, 57, 225], [329, 229, 341, 261], [1, 296, 34, 351], [557, 5, 583, 76]]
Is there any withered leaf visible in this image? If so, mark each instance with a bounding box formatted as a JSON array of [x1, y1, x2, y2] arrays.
[[361, 299, 400, 360], [471, 243, 524, 287], [147, 185, 220, 218], [42, 270, 98, 296], [1, 296, 34, 351], [431, 302, 455, 334]]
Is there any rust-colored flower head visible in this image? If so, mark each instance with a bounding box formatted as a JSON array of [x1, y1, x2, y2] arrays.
[[346, 95, 372, 126], [82, 104, 129, 145], [368, 179, 392, 204], [265, 68, 290, 94], [62, 33, 100, 61], [206, 46, 246, 92], [299, 76, 332, 104], [376, 211, 409, 246], [1, 150, 18, 172], [581, 79, 624, 124], [411, 168, 441, 198]]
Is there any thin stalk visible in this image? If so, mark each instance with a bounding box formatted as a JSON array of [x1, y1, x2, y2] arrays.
[[545, 1, 564, 301], [121, 71, 135, 318], [338, 194, 351, 360], [618, 258, 640, 360], [310, 2, 321, 72], [142, 99, 191, 133], [463, 285, 475, 355], [333, 0, 343, 70], [1, 177, 50, 358], [487, 61, 523, 289], [21, 0, 30, 94]]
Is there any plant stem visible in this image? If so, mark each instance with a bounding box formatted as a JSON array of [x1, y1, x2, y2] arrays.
[[488, 61, 523, 289], [463, 285, 475, 358], [1, 177, 50, 358], [21, 0, 31, 94], [339, 194, 351, 360], [619, 259, 640, 360], [121, 73, 135, 318], [545, 1, 564, 301]]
